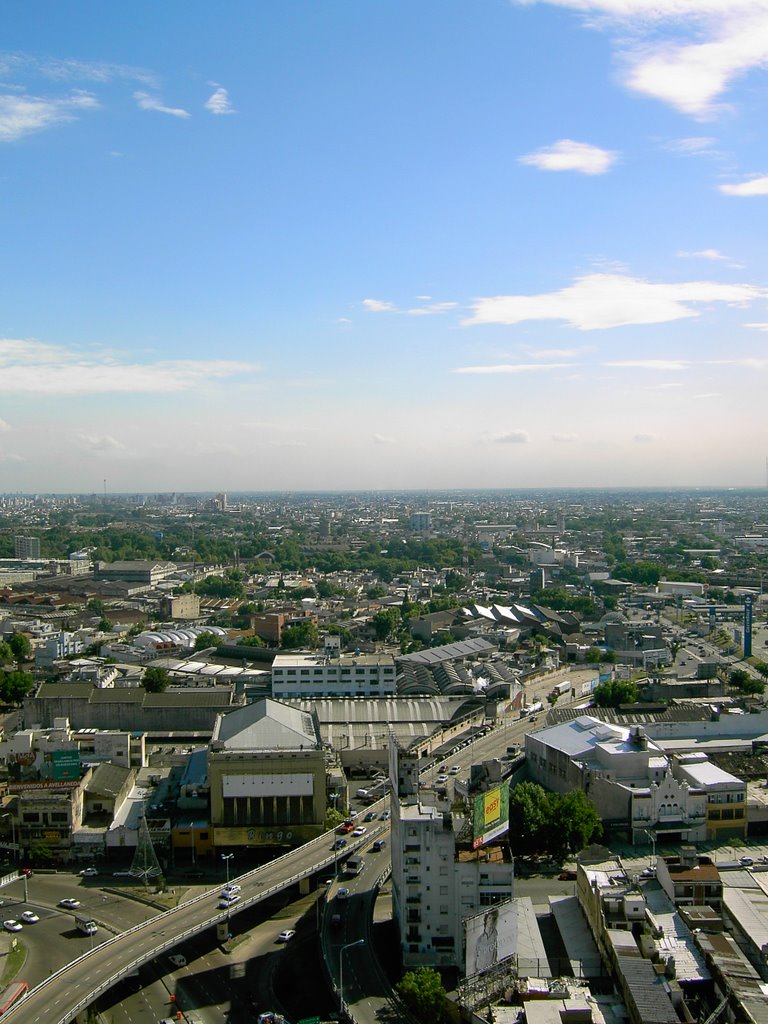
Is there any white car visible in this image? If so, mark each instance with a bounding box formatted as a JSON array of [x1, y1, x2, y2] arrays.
[[20, 911, 39, 924], [218, 894, 240, 908], [3, 920, 22, 932], [449, 766, 461, 775], [168, 953, 187, 968], [79, 867, 98, 877], [58, 898, 81, 909], [352, 826, 366, 837], [436, 774, 448, 784], [222, 883, 241, 894], [276, 929, 296, 943]]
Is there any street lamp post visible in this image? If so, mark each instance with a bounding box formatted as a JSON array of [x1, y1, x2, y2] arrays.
[[221, 852, 234, 887], [339, 938, 365, 1017], [221, 852, 234, 941], [644, 829, 656, 868]]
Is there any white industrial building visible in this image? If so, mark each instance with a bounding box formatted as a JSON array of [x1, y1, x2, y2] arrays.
[[271, 652, 397, 698], [526, 716, 745, 843]]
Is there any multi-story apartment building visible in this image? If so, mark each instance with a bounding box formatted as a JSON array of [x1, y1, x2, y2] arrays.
[[390, 744, 514, 970], [14, 535, 41, 560], [271, 652, 397, 699]]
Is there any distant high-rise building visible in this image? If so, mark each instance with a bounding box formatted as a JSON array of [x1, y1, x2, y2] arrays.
[[410, 512, 432, 532], [15, 535, 40, 560]]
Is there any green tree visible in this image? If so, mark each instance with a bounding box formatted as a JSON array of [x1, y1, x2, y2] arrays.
[[444, 569, 468, 592], [730, 669, 764, 695], [0, 670, 34, 704], [28, 840, 53, 865], [194, 575, 245, 599], [396, 967, 449, 1024], [584, 646, 604, 664], [545, 790, 602, 862], [194, 631, 224, 651], [593, 679, 638, 707], [143, 666, 170, 692], [508, 782, 601, 862], [325, 806, 346, 831], [372, 607, 401, 640], [0, 641, 13, 664], [238, 634, 265, 648], [7, 633, 31, 662], [507, 782, 553, 859], [281, 620, 319, 649]]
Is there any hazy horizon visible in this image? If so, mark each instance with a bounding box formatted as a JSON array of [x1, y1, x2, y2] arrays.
[[2, 2, 768, 492]]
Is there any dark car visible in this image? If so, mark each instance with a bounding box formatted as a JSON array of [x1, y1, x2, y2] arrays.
[[558, 870, 577, 881], [363, 812, 376, 822], [332, 838, 347, 850]]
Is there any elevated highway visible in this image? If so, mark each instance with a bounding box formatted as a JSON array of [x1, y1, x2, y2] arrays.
[[8, 815, 385, 1024]]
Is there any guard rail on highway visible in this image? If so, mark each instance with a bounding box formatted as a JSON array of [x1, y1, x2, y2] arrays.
[[7, 799, 389, 1024]]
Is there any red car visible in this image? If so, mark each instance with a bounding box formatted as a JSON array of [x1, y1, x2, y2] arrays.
[[558, 870, 577, 881], [19, 868, 33, 877]]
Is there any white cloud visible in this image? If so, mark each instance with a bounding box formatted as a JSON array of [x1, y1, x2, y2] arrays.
[[0, 337, 260, 394], [406, 302, 457, 316], [0, 418, 10, 431], [0, 452, 25, 464], [720, 175, 768, 196], [0, 90, 99, 141], [515, 2, 768, 117], [645, 382, 684, 389], [634, 433, 658, 443], [205, 86, 235, 115], [482, 430, 530, 444], [745, 322, 768, 331], [265, 440, 307, 448], [605, 359, 690, 370], [693, 391, 721, 398], [133, 91, 190, 119], [526, 346, 594, 358], [519, 139, 617, 175], [677, 248, 730, 261], [362, 297, 457, 316], [75, 433, 126, 452], [0, 53, 157, 88], [464, 272, 767, 331], [372, 433, 396, 444], [551, 433, 579, 442], [453, 362, 573, 375], [665, 136, 718, 154]]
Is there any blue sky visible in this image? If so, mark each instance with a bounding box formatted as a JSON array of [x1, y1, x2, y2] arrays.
[[1, 0, 768, 492]]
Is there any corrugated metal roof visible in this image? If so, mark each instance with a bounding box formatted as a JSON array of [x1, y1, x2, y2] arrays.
[[396, 637, 497, 665], [213, 697, 318, 750]]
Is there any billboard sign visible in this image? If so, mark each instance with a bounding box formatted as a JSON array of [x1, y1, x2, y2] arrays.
[[472, 782, 509, 850], [464, 901, 517, 976], [51, 749, 81, 781], [744, 595, 753, 658]]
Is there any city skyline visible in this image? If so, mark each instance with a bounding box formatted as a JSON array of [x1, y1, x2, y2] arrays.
[[1, 1, 768, 491]]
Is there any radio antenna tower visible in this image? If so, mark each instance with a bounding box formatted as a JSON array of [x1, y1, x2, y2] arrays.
[[130, 807, 164, 889]]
